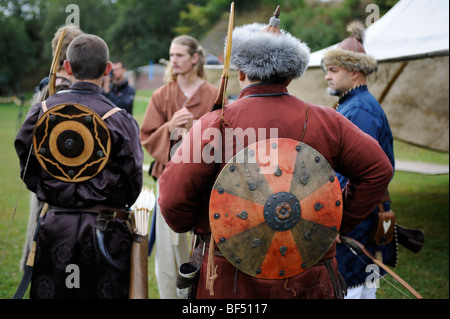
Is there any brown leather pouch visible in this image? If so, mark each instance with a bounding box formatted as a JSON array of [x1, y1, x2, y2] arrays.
[[372, 209, 396, 246]]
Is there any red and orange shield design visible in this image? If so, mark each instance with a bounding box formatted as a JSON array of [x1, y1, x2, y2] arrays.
[[209, 138, 342, 279]]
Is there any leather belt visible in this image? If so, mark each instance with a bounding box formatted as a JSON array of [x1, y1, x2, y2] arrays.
[[47, 205, 129, 220]]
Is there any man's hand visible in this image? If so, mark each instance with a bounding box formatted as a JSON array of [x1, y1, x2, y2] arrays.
[[168, 107, 194, 132]]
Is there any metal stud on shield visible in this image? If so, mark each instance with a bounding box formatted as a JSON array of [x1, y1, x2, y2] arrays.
[[209, 138, 342, 279]]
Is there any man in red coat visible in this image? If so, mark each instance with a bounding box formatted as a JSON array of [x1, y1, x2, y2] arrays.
[[158, 13, 393, 299]]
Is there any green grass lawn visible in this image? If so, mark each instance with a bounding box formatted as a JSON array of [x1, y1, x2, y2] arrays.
[[0, 91, 448, 299]]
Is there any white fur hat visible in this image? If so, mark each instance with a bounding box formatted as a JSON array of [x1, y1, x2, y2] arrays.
[[229, 21, 310, 81]]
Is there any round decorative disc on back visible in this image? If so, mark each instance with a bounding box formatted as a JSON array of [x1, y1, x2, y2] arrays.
[[209, 138, 342, 279], [33, 103, 111, 183]]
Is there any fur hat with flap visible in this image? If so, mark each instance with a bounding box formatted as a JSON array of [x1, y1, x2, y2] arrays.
[[322, 21, 377, 75]]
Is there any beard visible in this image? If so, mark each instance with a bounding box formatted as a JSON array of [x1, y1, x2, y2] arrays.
[[327, 87, 340, 96]]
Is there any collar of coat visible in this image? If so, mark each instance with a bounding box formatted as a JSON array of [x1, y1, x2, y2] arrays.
[[239, 82, 289, 99], [337, 84, 368, 108]]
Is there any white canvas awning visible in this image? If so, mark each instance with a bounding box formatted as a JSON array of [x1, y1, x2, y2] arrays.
[[309, 0, 450, 67]]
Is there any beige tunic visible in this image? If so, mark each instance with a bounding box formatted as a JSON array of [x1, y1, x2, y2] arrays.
[[140, 80, 219, 179]]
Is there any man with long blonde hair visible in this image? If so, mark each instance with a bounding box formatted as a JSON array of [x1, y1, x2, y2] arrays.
[[140, 35, 220, 298]]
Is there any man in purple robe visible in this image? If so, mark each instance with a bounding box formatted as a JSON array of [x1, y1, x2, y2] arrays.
[[15, 34, 143, 299]]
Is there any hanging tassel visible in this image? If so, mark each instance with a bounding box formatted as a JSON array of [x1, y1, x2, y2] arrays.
[[283, 278, 296, 297], [206, 235, 218, 296]]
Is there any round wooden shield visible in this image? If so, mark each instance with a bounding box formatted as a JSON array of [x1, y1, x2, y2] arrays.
[[33, 103, 111, 183], [209, 138, 342, 279]]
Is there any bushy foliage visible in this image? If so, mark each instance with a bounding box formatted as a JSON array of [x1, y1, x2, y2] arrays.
[[176, 0, 398, 52], [0, 0, 398, 92]]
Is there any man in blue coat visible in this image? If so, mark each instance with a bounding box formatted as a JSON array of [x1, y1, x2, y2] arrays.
[[322, 21, 396, 299], [103, 61, 136, 115]]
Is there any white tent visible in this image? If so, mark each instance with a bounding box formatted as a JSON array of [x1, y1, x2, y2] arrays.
[[309, 0, 449, 66], [292, 0, 449, 152]]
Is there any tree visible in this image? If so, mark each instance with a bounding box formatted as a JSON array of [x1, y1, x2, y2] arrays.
[[40, 0, 117, 63], [175, 0, 258, 39], [0, 0, 118, 92], [0, 0, 399, 93], [106, 0, 193, 70], [0, 15, 33, 92]]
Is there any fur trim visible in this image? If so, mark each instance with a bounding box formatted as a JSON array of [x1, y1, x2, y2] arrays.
[[321, 48, 378, 75], [322, 20, 377, 75], [229, 23, 310, 81]]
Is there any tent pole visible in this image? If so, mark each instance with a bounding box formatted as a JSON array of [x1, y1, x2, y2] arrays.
[[378, 61, 408, 104]]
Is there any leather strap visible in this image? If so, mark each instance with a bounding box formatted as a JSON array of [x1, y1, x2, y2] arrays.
[[47, 204, 129, 220], [41, 101, 121, 121], [41, 100, 48, 112], [102, 107, 122, 120], [300, 103, 309, 142]]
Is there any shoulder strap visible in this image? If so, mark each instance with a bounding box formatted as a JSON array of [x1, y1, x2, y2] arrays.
[[212, 110, 232, 129], [41, 100, 121, 121], [300, 103, 309, 142], [41, 100, 48, 113], [212, 110, 244, 152], [102, 107, 122, 120]]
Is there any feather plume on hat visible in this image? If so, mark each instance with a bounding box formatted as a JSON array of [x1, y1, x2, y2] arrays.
[[321, 21, 377, 75], [229, 6, 310, 82]]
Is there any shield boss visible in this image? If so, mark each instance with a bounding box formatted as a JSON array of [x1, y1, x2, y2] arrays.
[[33, 103, 111, 182], [209, 138, 342, 279]]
